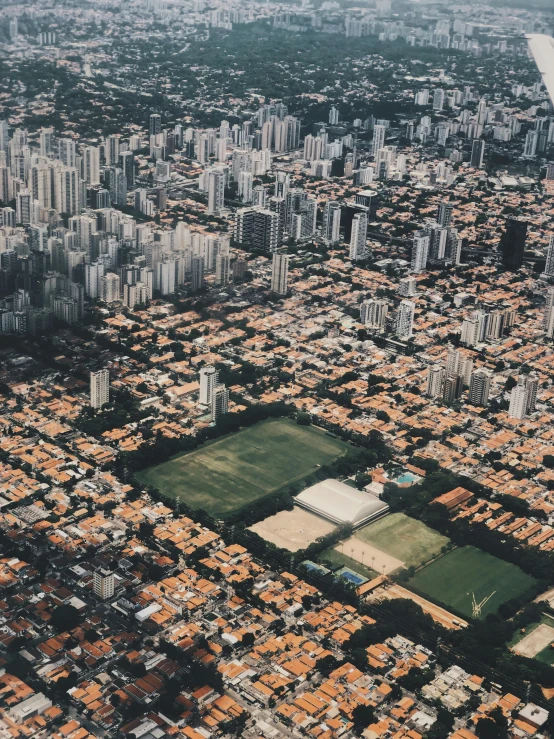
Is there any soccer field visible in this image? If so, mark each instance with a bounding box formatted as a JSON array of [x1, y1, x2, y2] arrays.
[[354, 513, 449, 568], [407, 546, 538, 620], [136, 418, 349, 517]]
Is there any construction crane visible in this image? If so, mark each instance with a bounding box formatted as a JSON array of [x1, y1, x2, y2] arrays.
[[471, 591, 496, 618]]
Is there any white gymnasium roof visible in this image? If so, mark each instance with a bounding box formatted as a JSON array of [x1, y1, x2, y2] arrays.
[[296, 479, 388, 527], [527, 34, 554, 107]]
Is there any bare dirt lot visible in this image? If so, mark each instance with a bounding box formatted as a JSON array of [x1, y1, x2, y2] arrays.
[[513, 624, 554, 658], [249, 508, 336, 552], [336, 537, 404, 575]]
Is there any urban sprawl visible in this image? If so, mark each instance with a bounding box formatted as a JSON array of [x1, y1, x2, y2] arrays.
[[2, 2, 554, 739]]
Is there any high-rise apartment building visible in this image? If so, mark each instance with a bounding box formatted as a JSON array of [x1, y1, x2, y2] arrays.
[[101, 272, 121, 303], [426, 365, 445, 398], [322, 201, 341, 245], [93, 569, 115, 600], [360, 299, 388, 331], [90, 369, 109, 409], [541, 235, 554, 280], [271, 253, 290, 295], [199, 366, 219, 405], [207, 168, 225, 215], [149, 114, 162, 138], [234, 208, 281, 252], [509, 375, 538, 420], [396, 300, 415, 339], [411, 231, 429, 273], [191, 254, 205, 293], [470, 139, 485, 168], [372, 124, 386, 158], [398, 276, 417, 297], [437, 200, 454, 227], [349, 212, 368, 261], [211, 385, 229, 422], [544, 287, 554, 338], [468, 369, 491, 407]]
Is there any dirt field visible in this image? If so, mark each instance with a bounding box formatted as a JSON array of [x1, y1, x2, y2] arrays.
[[335, 536, 404, 575], [369, 583, 468, 630], [513, 624, 554, 658], [249, 508, 336, 552]]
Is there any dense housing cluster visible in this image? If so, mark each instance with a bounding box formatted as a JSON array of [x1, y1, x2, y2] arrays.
[[2, 0, 554, 738]]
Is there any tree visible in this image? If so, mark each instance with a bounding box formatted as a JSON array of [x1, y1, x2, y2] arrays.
[[297, 412, 311, 426], [51, 604, 81, 633], [352, 704, 375, 733], [242, 632, 255, 648]]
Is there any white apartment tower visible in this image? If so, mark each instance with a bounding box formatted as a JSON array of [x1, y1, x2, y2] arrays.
[[426, 365, 445, 398], [360, 299, 388, 331], [508, 375, 539, 420], [349, 212, 368, 261], [90, 369, 109, 409], [199, 366, 219, 405], [211, 385, 229, 422], [372, 124, 386, 158], [411, 231, 430, 273], [207, 168, 225, 215], [396, 300, 415, 339], [271, 252, 290, 295]]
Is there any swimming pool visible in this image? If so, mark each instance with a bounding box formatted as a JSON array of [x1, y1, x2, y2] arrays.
[[394, 472, 420, 484]]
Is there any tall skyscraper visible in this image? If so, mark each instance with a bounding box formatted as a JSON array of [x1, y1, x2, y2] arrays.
[[426, 365, 445, 399], [541, 235, 554, 280], [329, 106, 339, 125], [101, 272, 121, 303], [149, 114, 162, 138], [396, 300, 415, 339], [544, 286, 554, 338], [372, 124, 386, 158], [411, 231, 430, 273], [191, 254, 205, 292], [211, 385, 229, 422], [500, 218, 527, 271], [460, 310, 488, 347], [90, 369, 109, 409], [468, 369, 491, 407], [437, 200, 454, 227], [323, 201, 341, 245], [207, 168, 225, 215], [93, 569, 115, 600], [270, 252, 290, 295], [199, 366, 219, 405], [349, 212, 368, 261], [470, 139, 485, 168], [82, 146, 100, 185], [119, 150, 135, 189], [215, 253, 230, 286], [508, 375, 539, 420]]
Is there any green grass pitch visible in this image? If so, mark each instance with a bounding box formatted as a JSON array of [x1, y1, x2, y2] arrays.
[[354, 512, 450, 568], [136, 418, 350, 518], [407, 546, 538, 620]]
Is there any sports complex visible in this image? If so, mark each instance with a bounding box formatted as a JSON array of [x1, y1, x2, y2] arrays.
[[138, 417, 541, 625]]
